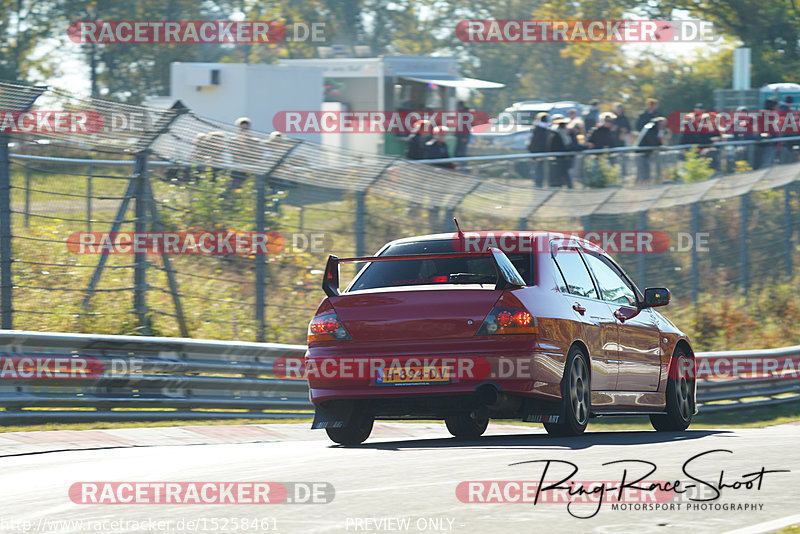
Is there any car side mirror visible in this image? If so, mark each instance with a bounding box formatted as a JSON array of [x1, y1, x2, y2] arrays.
[[642, 287, 670, 308]]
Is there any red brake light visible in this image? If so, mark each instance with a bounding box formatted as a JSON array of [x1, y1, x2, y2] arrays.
[[496, 311, 513, 327], [308, 313, 352, 343], [514, 311, 532, 326], [476, 307, 538, 335]]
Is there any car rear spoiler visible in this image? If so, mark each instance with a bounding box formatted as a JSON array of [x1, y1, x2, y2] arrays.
[[322, 247, 526, 297]]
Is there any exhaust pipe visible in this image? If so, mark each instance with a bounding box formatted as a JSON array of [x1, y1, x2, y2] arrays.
[[474, 385, 521, 416]]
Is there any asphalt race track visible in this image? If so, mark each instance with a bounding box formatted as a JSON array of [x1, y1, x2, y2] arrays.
[[0, 422, 797, 533]]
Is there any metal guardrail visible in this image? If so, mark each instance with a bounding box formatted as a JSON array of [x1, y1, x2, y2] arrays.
[[0, 329, 797, 423], [695, 344, 800, 413], [0, 330, 311, 424]]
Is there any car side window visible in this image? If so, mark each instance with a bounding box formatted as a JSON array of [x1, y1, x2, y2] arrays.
[[552, 248, 598, 299], [582, 253, 637, 306]]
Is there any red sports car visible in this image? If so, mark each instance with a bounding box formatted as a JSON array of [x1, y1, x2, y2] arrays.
[[306, 230, 696, 445]]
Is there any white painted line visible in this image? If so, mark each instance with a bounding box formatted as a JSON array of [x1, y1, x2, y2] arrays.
[[722, 513, 800, 534]]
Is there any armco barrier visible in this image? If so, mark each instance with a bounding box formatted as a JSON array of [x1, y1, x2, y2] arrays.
[[0, 330, 797, 424], [0, 330, 310, 424]]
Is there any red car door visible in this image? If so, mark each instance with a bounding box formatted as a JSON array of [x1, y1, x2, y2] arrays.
[[551, 244, 618, 391], [581, 252, 661, 391]]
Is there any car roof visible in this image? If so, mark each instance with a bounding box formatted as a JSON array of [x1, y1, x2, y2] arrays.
[[383, 231, 602, 252]]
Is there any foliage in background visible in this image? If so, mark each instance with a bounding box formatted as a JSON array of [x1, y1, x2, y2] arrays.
[[671, 146, 717, 183], [583, 156, 620, 188], [3, 0, 792, 115]]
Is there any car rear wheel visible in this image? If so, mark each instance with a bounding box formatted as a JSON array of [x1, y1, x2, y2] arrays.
[[445, 413, 489, 439], [325, 411, 374, 445], [544, 346, 590, 437], [650, 350, 694, 431]]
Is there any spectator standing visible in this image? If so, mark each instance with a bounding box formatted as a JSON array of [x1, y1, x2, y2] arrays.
[[527, 112, 550, 187], [635, 98, 660, 131], [566, 108, 583, 131], [635, 117, 667, 182], [454, 101, 472, 158], [227, 117, 253, 193], [612, 102, 631, 146], [677, 103, 704, 145], [405, 120, 433, 160], [583, 99, 600, 131], [425, 126, 455, 169], [546, 116, 574, 188], [761, 98, 780, 167], [587, 112, 617, 149]]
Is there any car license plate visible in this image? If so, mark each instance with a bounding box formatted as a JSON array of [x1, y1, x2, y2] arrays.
[[376, 366, 450, 385]]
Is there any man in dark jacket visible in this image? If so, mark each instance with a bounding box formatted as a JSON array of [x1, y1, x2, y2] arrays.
[[405, 120, 433, 160], [425, 126, 455, 169], [612, 103, 631, 146], [678, 103, 706, 145], [635, 98, 660, 131], [546, 117, 574, 188], [583, 99, 600, 131], [587, 112, 617, 149], [635, 117, 666, 182], [454, 101, 472, 157], [527, 112, 549, 187]]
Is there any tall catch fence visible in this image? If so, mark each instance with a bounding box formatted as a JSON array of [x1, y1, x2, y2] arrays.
[[0, 80, 798, 345]]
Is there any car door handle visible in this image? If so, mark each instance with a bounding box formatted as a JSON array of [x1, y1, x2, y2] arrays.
[[572, 303, 586, 315], [613, 310, 626, 322]]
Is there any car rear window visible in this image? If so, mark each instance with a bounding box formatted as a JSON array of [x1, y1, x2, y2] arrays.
[[348, 239, 532, 291]]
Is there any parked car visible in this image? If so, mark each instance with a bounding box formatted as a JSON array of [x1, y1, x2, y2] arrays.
[[306, 231, 696, 445], [472, 100, 589, 151]]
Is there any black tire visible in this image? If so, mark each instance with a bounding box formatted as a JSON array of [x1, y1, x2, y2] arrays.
[[445, 413, 489, 439], [651, 350, 694, 431], [544, 346, 591, 437], [325, 412, 374, 445]]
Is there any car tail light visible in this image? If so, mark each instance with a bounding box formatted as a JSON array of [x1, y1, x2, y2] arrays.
[[308, 312, 352, 343], [476, 307, 538, 335]]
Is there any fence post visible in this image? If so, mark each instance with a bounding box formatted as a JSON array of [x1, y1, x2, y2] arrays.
[[255, 173, 268, 342], [637, 210, 647, 289], [739, 193, 749, 293], [87, 164, 93, 233], [24, 164, 30, 228], [143, 177, 188, 338], [83, 100, 188, 317], [355, 191, 367, 258], [133, 152, 151, 334], [690, 202, 700, 303], [785, 185, 793, 278], [0, 134, 12, 329]]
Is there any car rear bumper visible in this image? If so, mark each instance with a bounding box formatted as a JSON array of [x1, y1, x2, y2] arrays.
[[305, 338, 565, 409]]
